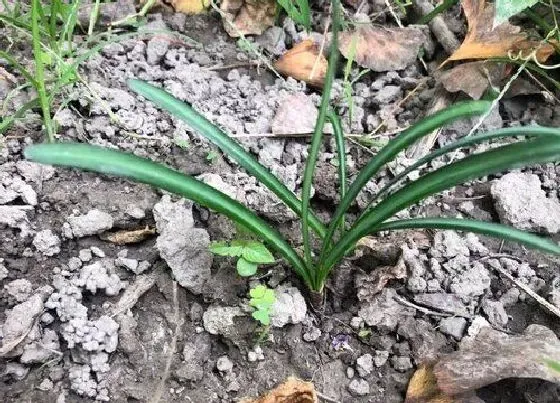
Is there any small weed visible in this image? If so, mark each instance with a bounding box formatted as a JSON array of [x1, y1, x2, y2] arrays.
[[206, 150, 219, 164], [277, 0, 311, 31], [210, 240, 275, 277], [248, 284, 275, 326]]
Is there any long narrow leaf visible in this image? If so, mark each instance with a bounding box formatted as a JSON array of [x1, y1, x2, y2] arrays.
[[320, 137, 560, 275], [371, 126, 560, 203], [318, 100, 491, 262], [326, 108, 346, 234], [301, 0, 341, 273], [374, 218, 560, 255], [127, 79, 327, 240], [24, 143, 313, 286]]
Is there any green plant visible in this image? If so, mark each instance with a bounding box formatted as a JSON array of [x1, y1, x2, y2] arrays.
[[210, 240, 275, 276], [206, 150, 220, 164], [24, 0, 560, 302], [277, 0, 311, 31], [546, 359, 560, 373], [248, 284, 276, 326]]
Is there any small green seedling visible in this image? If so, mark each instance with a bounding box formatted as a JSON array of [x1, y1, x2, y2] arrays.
[[248, 284, 275, 326], [546, 359, 560, 373], [210, 240, 275, 277], [206, 150, 219, 164]]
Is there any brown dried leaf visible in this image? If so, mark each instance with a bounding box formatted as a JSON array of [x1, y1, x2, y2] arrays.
[[274, 40, 327, 88], [100, 226, 156, 245], [339, 26, 428, 72], [445, 0, 555, 64], [355, 257, 407, 302], [240, 377, 317, 403], [405, 324, 560, 402], [220, 0, 276, 37], [439, 61, 507, 99], [169, 0, 209, 14]]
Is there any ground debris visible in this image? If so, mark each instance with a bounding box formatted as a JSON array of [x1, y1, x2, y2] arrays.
[[274, 40, 327, 88], [220, 0, 276, 37], [240, 377, 317, 403]]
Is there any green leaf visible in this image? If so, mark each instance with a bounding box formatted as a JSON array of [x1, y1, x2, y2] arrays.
[[24, 143, 313, 287], [237, 257, 258, 277], [546, 359, 560, 374], [277, 0, 311, 31], [242, 241, 275, 263], [320, 136, 560, 275], [249, 284, 267, 299], [251, 309, 271, 326], [374, 218, 560, 256], [495, 0, 538, 27], [209, 241, 244, 257], [126, 79, 327, 239], [318, 101, 491, 266]]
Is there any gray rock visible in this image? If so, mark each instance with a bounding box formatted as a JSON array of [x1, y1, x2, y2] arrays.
[[175, 333, 212, 381], [203, 306, 245, 335], [154, 196, 212, 294], [348, 379, 370, 396], [5, 362, 29, 380], [375, 85, 402, 104], [16, 160, 55, 184], [0, 206, 32, 237], [146, 36, 169, 65], [356, 353, 374, 377], [38, 378, 54, 391], [482, 300, 509, 327], [407, 276, 427, 293], [412, 293, 470, 316], [256, 26, 286, 56], [271, 285, 307, 327], [303, 326, 322, 342], [449, 262, 491, 298], [79, 249, 93, 262], [66, 210, 114, 238], [391, 356, 413, 372], [491, 172, 560, 233], [397, 317, 447, 362], [374, 350, 389, 367], [0, 261, 8, 281], [430, 231, 470, 258], [358, 289, 415, 331], [74, 261, 126, 296], [33, 230, 61, 256], [272, 93, 317, 135], [4, 278, 33, 302], [216, 356, 234, 373], [439, 317, 467, 339], [20, 329, 60, 364]]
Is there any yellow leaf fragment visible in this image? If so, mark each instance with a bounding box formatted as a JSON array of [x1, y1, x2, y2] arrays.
[[240, 377, 317, 403], [170, 0, 210, 14], [274, 40, 327, 88], [100, 226, 156, 245]]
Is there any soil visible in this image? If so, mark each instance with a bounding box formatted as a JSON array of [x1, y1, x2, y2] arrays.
[[1, 4, 560, 403]]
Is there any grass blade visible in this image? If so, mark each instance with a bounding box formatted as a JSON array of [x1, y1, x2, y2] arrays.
[[318, 101, 491, 264], [374, 218, 560, 255], [371, 126, 560, 203], [127, 79, 327, 239], [0, 98, 40, 135], [24, 143, 312, 286], [301, 0, 341, 271], [326, 108, 346, 235], [320, 136, 560, 275]]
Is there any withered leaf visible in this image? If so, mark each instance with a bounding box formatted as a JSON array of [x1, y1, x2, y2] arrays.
[[439, 61, 507, 100], [355, 257, 407, 302], [444, 0, 555, 64], [161, 0, 208, 14], [100, 226, 156, 245], [220, 0, 276, 37], [274, 40, 327, 88], [339, 26, 427, 72], [240, 377, 317, 403]]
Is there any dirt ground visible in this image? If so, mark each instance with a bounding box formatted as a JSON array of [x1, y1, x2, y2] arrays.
[[2, 4, 560, 403]]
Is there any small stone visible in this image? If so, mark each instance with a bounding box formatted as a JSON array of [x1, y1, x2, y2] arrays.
[[39, 378, 54, 391], [66, 210, 113, 238], [346, 367, 355, 378], [303, 326, 321, 342], [374, 350, 389, 367], [482, 300, 509, 327], [356, 353, 374, 377], [407, 276, 427, 293], [4, 278, 33, 302], [270, 286, 307, 327], [247, 351, 258, 362], [33, 230, 61, 256], [90, 247, 105, 258], [216, 356, 233, 373], [439, 317, 467, 339], [391, 356, 413, 372], [115, 256, 139, 273], [41, 312, 55, 325], [348, 379, 370, 397], [374, 85, 402, 104], [350, 316, 363, 329], [79, 249, 93, 262], [67, 257, 82, 271]]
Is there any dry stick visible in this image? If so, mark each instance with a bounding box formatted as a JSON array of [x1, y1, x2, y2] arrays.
[[393, 294, 458, 317], [316, 391, 342, 403], [489, 262, 560, 319], [150, 281, 181, 403]]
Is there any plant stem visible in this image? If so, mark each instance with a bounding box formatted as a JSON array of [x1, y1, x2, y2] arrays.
[[31, 0, 55, 143], [301, 0, 341, 289], [417, 0, 458, 25]]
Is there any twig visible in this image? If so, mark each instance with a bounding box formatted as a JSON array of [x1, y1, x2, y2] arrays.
[[490, 263, 560, 319], [393, 294, 456, 317], [205, 62, 259, 71], [317, 390, 342, 403], [150, 281, 181, 403]]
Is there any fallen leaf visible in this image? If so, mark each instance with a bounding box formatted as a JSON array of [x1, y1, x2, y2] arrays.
[[0, 67, 16, 83], [405, 324, 560, 402], [339, 25, 428, 72], [274, 40, 327, 88], [169, 0, 209, 14], [355, 257, 407, 302], [439, 61, 507, 99], [220, 0, 276, 37], [100, 226, 156, 245], [444, 0, 555, 64], [240, 377, 317, 403]]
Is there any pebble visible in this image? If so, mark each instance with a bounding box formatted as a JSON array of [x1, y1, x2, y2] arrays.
[[374, 350, 389, 367], [356, 353, 374, 377], [348, 379, 370, 396], [216, 356, 233, 373], [439, 317, 467, 340], [391, 356, 413, 372]]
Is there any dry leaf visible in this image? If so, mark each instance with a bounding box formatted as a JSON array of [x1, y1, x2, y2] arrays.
[[444, 0, 555, 64], [355, 257, 407, 302], [439, 61, 507, 99], [240, 377, 317, 403], [169, 0, 209, 14], [100, 226, 156, 245], [339, 25, 428, 72], [220, 0, 276, 37], [274, 40, 327, 88], [405, 324, 560, 402]]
